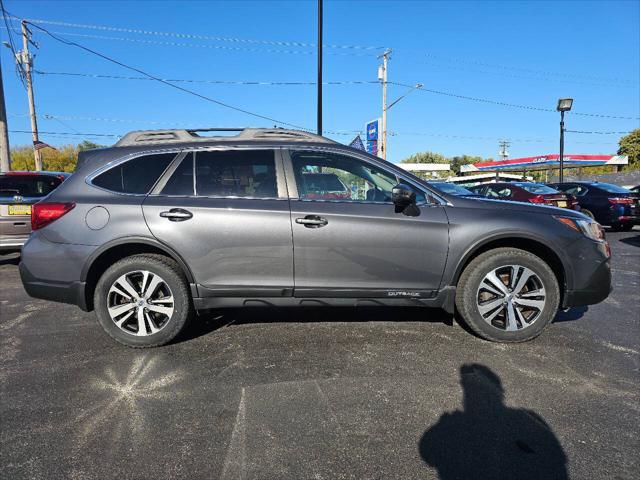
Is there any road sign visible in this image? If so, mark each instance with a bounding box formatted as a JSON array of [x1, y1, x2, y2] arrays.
[[366, 118, 379, 141], [366, 140, 378, 156]]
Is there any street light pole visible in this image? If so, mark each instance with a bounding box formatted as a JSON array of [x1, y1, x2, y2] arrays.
[[556, 98, 573, 183], [559, 110, 565, 183]]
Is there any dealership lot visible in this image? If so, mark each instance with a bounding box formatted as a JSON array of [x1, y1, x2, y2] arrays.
[[1, 230, 638, 480]]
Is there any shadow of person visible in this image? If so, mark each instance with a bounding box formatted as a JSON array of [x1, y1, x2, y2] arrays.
[[419, 364, 568, 480]]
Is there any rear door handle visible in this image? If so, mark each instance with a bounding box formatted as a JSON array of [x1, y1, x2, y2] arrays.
[[295, 215, 328, 228], [159, 208, 193, 222]]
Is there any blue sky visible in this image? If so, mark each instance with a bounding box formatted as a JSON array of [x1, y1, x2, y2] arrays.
[[1, 0, 639, 163]]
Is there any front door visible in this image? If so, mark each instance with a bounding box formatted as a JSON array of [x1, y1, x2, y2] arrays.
[[143, 148, 294, 296], [284, 149, 449, 298]]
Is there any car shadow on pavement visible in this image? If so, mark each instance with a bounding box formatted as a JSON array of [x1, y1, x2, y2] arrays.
[[419, 363, 568, 480], [176, 306, 453, 344], [618, 234, 640, 248], [553, 306, 588, 323]]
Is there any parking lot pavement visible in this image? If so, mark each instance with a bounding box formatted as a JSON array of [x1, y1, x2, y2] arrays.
[[1, 230, 638, 480]]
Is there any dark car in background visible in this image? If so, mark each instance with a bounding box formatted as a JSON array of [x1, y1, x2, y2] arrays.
[[470, 182, 578, 210], [0, 171, 70, 251], [427, 181, 482, 198], [550, 182, 639, 231]]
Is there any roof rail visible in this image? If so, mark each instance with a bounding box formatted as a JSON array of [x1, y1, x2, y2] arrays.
[[114, 128, 336, 147]]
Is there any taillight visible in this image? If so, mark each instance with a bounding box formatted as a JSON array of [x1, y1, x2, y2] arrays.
[[529, 195, 545, 204], [31, 202, 75, 230], [608, 197, 633, 205]]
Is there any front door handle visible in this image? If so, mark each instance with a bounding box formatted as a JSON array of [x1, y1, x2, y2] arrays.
[[295, 215, 328, 228], [160, 208, 193, 222]]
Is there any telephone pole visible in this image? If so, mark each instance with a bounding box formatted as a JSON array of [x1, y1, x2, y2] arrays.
[[498, 140, 510, 160], [19, 20, 42, 170], [0, 60, 10, 172], [378, 49, 391, 160]]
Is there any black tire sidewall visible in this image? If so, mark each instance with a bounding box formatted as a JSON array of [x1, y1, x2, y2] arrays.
[[456, 249, 560, 342], [94, 255, 190, 347]]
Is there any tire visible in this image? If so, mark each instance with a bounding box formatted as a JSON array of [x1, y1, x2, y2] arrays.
[[455, 248, 560, 343], [611, 223, 633, 232], [94, 254, 192, 348], [610, 223, 624, 232], [581, 209, 595, 220]]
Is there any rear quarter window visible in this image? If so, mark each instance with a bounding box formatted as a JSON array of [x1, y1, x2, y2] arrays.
[[92, 153, 176, 194]]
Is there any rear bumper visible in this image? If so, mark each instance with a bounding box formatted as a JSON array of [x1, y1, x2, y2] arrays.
[[19, 260, 89, 310], [0, 234, 29, 251]]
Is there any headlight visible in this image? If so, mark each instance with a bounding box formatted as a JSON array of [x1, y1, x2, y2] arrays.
[[553, 216, 605, 242]]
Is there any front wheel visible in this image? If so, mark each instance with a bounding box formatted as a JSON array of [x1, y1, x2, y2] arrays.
[[455, 248, 560, 342], [94, 254, 192, 348]]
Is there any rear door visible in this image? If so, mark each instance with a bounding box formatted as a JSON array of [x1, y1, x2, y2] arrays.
[[284, 148, 449, 297], [142, 148, 294, 296]]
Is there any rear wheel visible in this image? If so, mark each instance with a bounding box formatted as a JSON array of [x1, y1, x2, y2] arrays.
[[455, 248, 560, 342], [94, 254, 192, 348]]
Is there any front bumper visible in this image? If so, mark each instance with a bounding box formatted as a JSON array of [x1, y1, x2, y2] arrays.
[[562, 257, 612, 308]]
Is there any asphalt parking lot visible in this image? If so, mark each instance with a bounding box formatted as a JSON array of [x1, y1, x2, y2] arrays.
[[1, 229, 638, 480]]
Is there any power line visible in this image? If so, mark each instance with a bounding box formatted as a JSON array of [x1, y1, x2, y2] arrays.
[[392, 81, 640, 120], [13, 16, 384, 51], [12, 16, 638, 85], [565, 129, 633, 135], [24, 21, 313, 131], [34, 70, 379, 86], [25, 29, 373, 57], [9, 129, 119, 137]]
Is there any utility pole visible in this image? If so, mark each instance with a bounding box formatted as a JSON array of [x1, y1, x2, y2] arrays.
[[378, 49, 391, 160], [317, 0, 323, 136], [498, 140, 510, 160], [0, 60, 10, 172], [20, 20, 42, 170]]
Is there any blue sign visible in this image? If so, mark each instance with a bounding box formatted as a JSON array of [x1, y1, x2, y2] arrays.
[[366, 140, 378, 155], [366, 119, 379, 141]]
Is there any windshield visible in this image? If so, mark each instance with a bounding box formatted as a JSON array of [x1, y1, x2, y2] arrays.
[[0, 175, 63, 198], [594, 183, 630, 194], [514, 183, 558, 194], [430, 182, 475, 195]]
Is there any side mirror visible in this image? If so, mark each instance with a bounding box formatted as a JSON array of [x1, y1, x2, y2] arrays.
[[392, 184, 420, 216], [392, 183, 416, 207]]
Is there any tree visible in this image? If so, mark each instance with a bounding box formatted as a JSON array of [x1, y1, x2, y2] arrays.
[[400, 151, 449, 164], [618, 129, 640, 169], [10, 144, 79, 172]]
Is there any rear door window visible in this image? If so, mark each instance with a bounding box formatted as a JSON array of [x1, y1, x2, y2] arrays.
[[92, 153, 176, 194], [160, 150, 279, 198]]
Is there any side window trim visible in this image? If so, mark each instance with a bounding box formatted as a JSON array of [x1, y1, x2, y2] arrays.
[[150, 151, 189, 195]]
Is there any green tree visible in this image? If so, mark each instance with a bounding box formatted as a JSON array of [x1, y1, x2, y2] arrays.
[[618, 129, 640, 169], [10, 144, 80, 172], [400, 151, 449, 164]]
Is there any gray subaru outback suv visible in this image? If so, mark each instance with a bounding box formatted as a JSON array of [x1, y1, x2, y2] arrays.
[[19, 128, 611, 347]]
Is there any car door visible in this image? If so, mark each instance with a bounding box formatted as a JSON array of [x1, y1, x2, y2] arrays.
[[143, 147, 294, 296], [284, 148, 449, 297]]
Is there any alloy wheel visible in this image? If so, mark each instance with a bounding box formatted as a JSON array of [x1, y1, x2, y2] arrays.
[[106, 270, 174, 336], [476, 265, 546, 332]]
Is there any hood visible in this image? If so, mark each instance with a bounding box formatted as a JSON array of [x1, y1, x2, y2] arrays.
[[448, 195, 588, 219]]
